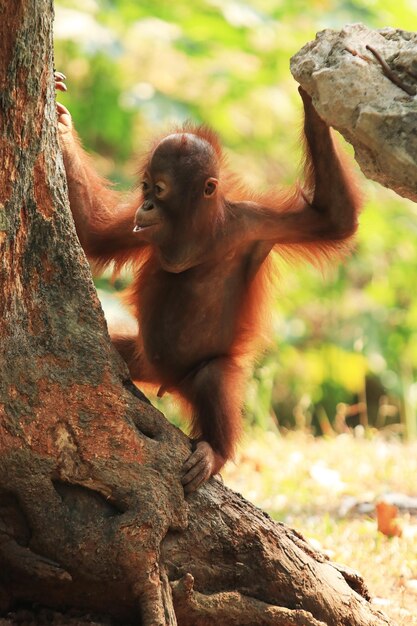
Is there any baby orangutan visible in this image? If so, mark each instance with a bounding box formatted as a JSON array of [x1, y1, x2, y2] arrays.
[[56, 74, 361, 493]]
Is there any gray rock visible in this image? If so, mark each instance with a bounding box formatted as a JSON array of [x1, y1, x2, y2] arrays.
[[290, 23, 417, 202]]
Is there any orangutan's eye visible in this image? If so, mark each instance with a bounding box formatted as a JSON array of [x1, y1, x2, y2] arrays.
[[154, 182, 168, 197]]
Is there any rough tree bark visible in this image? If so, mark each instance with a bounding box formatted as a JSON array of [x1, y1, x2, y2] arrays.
[[0, 3, 392, 625]]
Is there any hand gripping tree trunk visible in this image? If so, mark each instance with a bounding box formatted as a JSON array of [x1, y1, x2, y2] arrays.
[[0, 2, 392, 625]]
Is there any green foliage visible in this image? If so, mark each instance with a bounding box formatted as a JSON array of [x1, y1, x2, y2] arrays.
[[55, 0, 417, 436]]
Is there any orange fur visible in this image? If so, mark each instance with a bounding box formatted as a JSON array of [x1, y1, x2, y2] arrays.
[[62, 101, 362, 485]]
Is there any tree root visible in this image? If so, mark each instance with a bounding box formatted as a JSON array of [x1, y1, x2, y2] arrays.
[[171, 573, 327, 626]]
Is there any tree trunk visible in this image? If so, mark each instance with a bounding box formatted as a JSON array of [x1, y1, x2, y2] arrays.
[[0, 2, 392, 625]]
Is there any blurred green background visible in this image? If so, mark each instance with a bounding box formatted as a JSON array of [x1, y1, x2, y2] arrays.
[[54, 0, 417, 438]]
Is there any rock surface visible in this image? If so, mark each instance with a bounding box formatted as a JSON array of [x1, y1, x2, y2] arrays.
[[290, 23, 417, 202]]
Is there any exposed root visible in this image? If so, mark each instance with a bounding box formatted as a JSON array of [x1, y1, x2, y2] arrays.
[[332, 562, 371, 600], [0, 540, 72, 583], [171, 573, 327, 626]]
